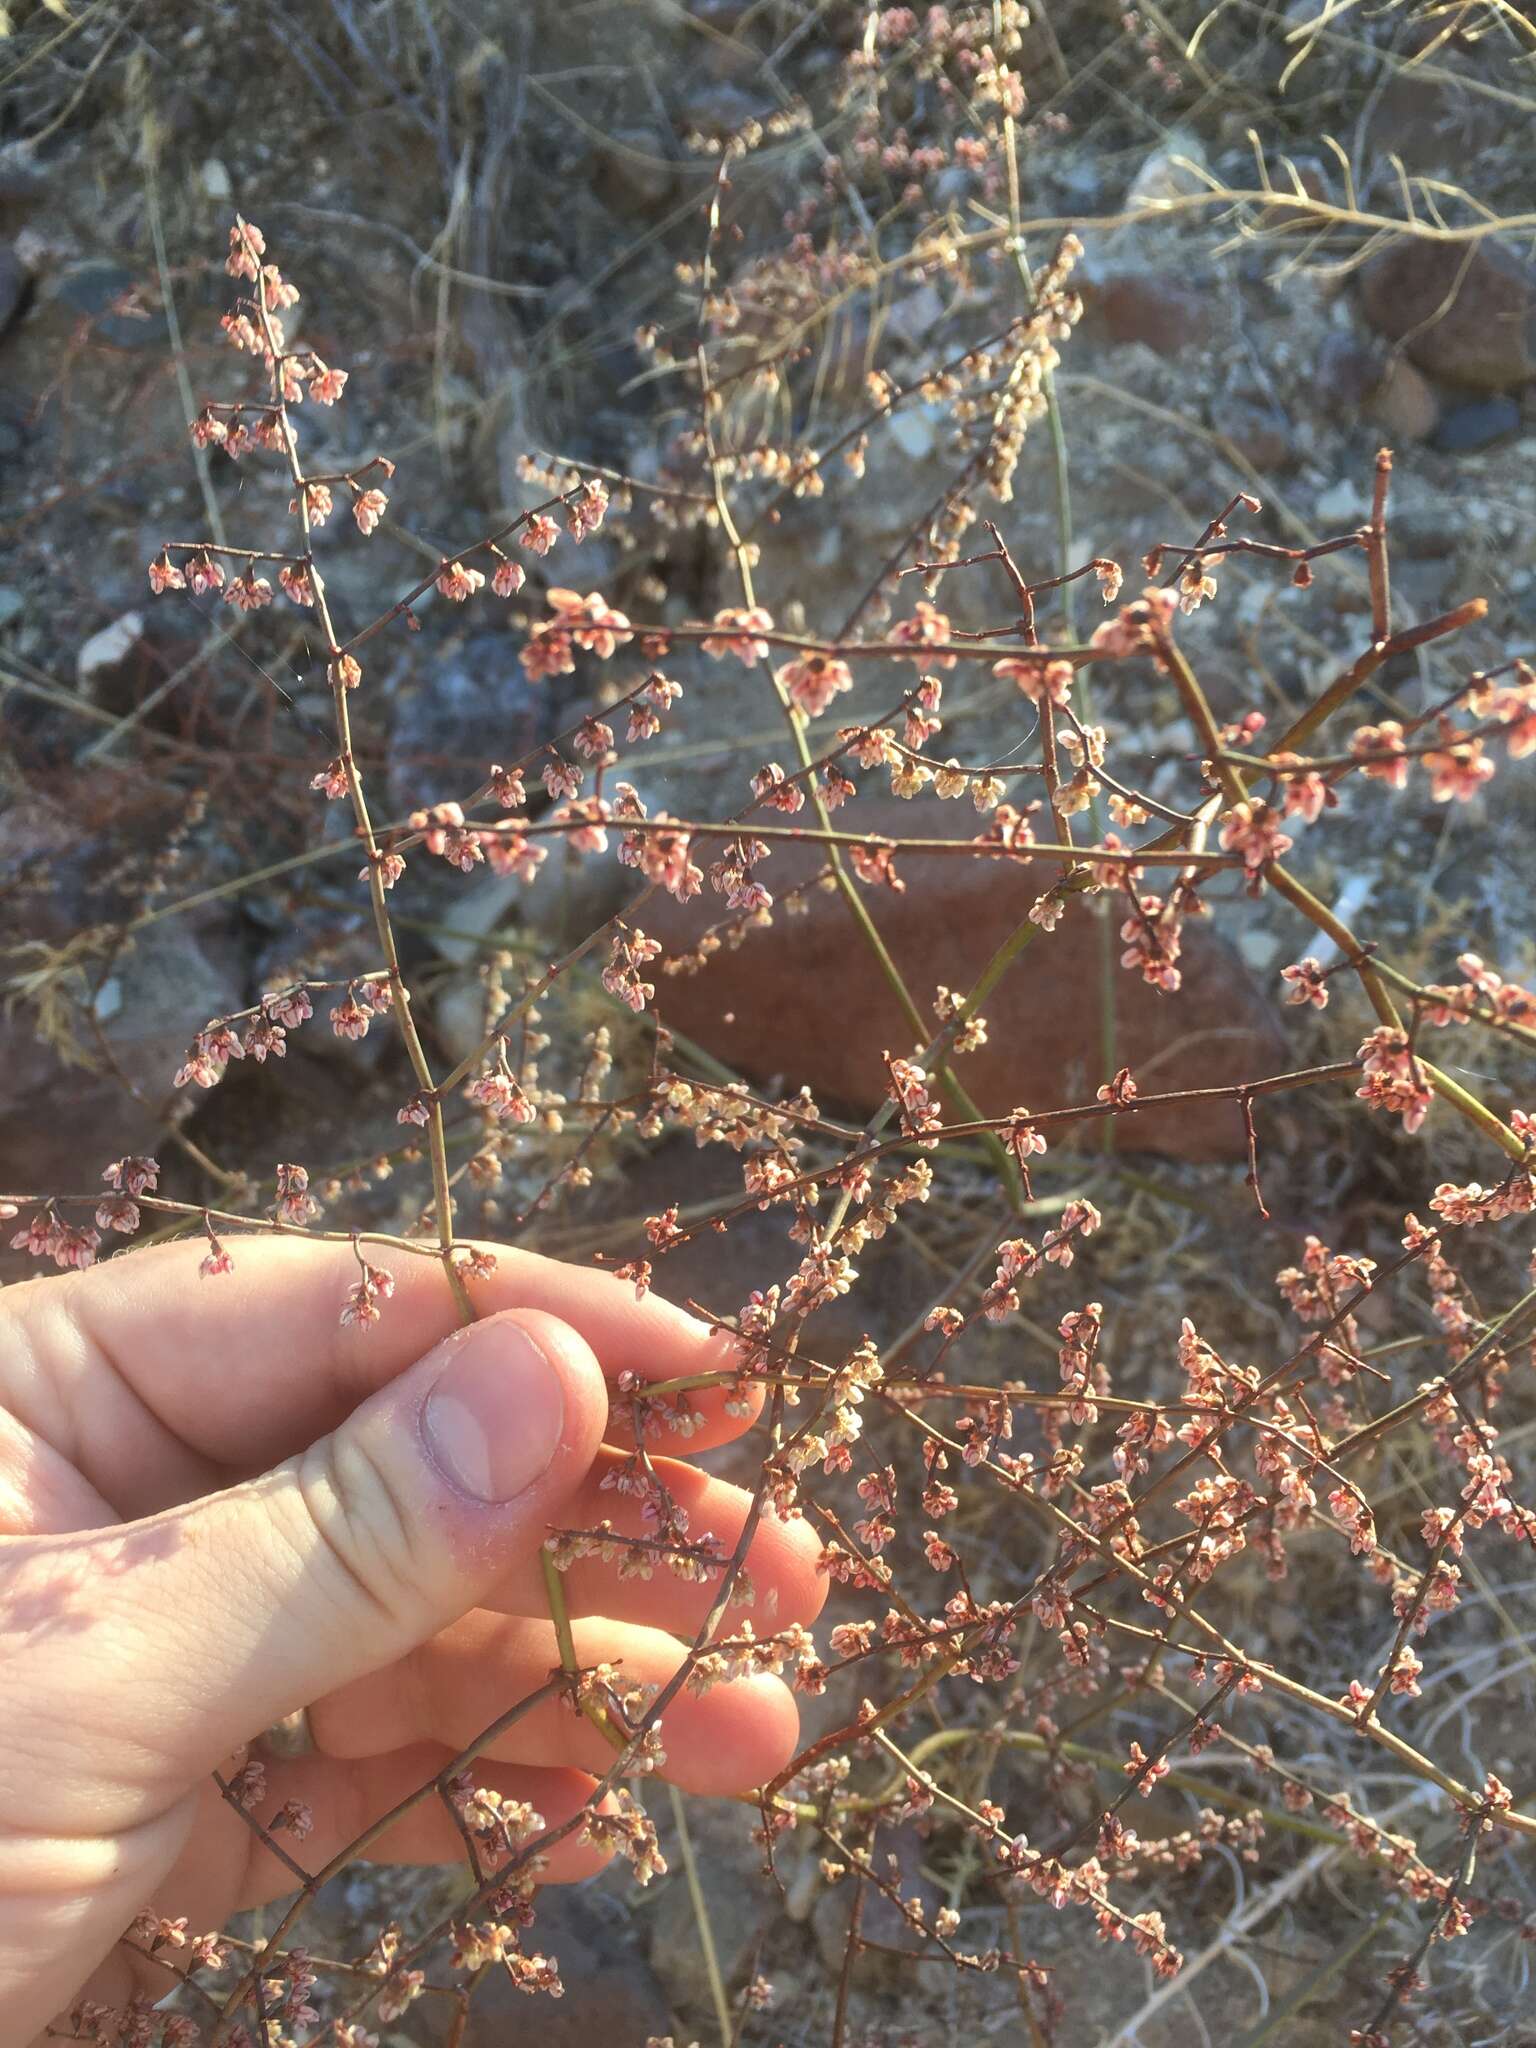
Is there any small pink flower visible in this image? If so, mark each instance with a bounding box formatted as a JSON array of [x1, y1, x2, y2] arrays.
[[492, 558, 525, 596], [224, 567, 273, 612], [1271, 754, 1331, 823], [521, 626, 575, 680], [308, 362, 349, 405], [1218, 800, 1293, 873], [1349, 720, 1409, 788], [330, 994, 373, 1040], [567, 478, 609, 539], [468, 1070, 536, 1122], [340, 1261, 396, 1330], [702, 606, 774, 664], [519, 513, 559, 555], [272, 1162, 319, 1225], [226, 219, 266, 281], [993, 656, 1073, 705], [148, 552, 185, 594], [185, 552, 226, 597], [1423, 733, 1495, 804], [353, 488, 389, 535], [263, 987, 313, 1028], [436, 560, 485, 603], [290, 483, 332, 526], [545, 587, 631, 658], [103, 1154, 160, 1196], [778, 653, 853, 717], [1281, 957, 1330, 1009], [891, 600, 956, 669], [483, 823, 546, 884]]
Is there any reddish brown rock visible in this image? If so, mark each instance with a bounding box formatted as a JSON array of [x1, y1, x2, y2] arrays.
[[1366, 356, 1440, 444], [1357, 239, 1536, 392], [1079, 269, 1215, 358], [645, 802, 1289, 1163]]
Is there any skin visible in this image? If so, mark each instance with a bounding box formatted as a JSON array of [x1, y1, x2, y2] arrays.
[[0, 1236, 823, 2046]]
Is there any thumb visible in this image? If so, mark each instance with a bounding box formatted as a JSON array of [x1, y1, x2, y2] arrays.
[[14, 1309, 607, 1800]]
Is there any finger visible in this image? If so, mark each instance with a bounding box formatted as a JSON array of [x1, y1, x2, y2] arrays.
[[10, 1235, 753, 1516], [0, 1403, 116, 1536], [311, 1607, 801, 1797], [5, 1310, 609, 1827], [485, 1447, 826, 1639]]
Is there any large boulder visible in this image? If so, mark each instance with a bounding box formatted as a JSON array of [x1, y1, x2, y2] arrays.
[[1357, 239, 1536, 392], [643, 800, 1289, 1162]]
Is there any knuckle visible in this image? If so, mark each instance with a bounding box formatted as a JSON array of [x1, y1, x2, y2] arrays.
[[288, 1433, 427, 1631]]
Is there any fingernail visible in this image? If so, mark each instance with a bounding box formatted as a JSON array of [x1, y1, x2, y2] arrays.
[[422, 1321, 565, 1503]]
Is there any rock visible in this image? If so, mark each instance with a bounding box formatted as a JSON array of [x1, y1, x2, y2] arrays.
[[1315, 329, 1388, 415], [1314, 478, 1366, 526], [1364, 58, 1502, 172], [590, 129, 679, 217], [459, 1886, 671, 2046], [0, 142, 46, 207], [1432, 393, 1521, 454], [200, 157, 233, 203], [1366, 357, 1440, 444], [0, 587, 22, 629], [812, 1823, 943, 1991], [1357, 239, 1536, 392], [0, 241, 28, 340], [76, 610, 146, 693], [55, 261, 170, 350], [1213, 399, 1296, 472], [1080, 269, 1215, 358], [1123, 131, 1209, 213], [886, 402, 940, 461], [642, 799, 1289, 1163], [647, 1801, 769, 2022], [882, 279, 948, 351], [1392, 507, 1457, 559], [0, 917, 234, 1233], [387, 632, 557, 812]]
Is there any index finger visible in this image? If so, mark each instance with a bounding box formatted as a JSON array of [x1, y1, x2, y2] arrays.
[[10, 1234, 756, 1494]]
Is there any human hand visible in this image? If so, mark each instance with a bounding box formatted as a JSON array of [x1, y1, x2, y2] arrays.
[[0, 1236, 822, 2044]]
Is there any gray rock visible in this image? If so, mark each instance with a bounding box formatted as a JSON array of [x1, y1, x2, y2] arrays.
[[1315, 329, 1387, 415], [0, 143, 46, 204], [458, 1886, 672, 2047], [1432, 394, 1522, 455], [811, 1823, 943, 1992], [1122, 131, 1209, 212], [0, 587, 22, 628], [387, 632, 557, 813], [646, 1801, 768, 2022], [76, 610, 146, 694], [0, 242, 27, 339], [55, 261, 169, 349]]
